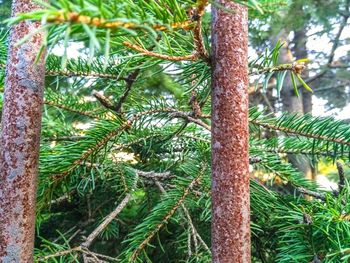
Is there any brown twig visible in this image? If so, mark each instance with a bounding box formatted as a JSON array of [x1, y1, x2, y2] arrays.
[[115, 69, 140, 112], [93, 91, 116, 112], [81, 193, 131, 248], [192, 0, 210, 62], [129, 173, 203, 261], [336, 161, 345, 193], [170, 111, 211, 131], [48, 11, 194, 31], [155, 179, 210, 255], [44, 100, 98, 119], [123, 41, 198, 61], [298, 187, 326, 201], [46, 69, 128, 81]]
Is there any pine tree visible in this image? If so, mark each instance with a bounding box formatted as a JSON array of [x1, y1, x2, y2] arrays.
[[1, 0, 350, 262]]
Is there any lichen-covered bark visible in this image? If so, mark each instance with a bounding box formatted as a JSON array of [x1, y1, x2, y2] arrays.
[[0, 1, 46, 262], [211, 1, 250, 262]]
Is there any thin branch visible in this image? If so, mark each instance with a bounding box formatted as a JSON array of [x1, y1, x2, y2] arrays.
[[326, 9, 350, 66], [336, 162, 345, 193], [46, 69, 127, 81], [298, 187, 326, 201], [81, 193, 131, 248], [249, 62, 306, 76], [43, 136, 87, 142], [115, 69, 140, 112], [155, 179, 211, 256], [170, 111, 211, 131], [192, 0, 210, 62], [123, 41, 198, 61], [250, 119, 350, 146], [48, 11, 194, 31], [137, 170, 172, 180], [129, 173, 203, 261], [37, 247, 81, 261], [44, 100, 98, 119], [93, 91, 117, 112]]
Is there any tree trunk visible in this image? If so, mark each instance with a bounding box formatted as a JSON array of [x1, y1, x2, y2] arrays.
[[0, 0, 46, 261], [276, 29, 313, 180], [211, 2, 250, 262], [293, 28, 312, 114], [292, 27, 316, 180]]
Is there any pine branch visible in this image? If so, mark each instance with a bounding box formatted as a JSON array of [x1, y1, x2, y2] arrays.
[[156, 181, 211, 256], [123, 41, 198, 61], [192, 0, 210, 61], [46, 69, 127, 81], [44, 100, 98, 119], [115, 69, 141, 113], [336, 162, 345, 193], [46, 11, 194, 31], [82, 193, 132, 248], [128, 173, 203, 262], [297, 187, 326, 201], [249, 62, 306, 76]]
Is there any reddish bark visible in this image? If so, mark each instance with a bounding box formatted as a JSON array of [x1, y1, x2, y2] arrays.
[[0, 0, 46, 261], [211, 1, 250, 262]]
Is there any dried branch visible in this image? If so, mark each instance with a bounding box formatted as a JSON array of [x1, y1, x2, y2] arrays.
[[298, 187, 326, 201], [170, 111, 211, 131], [81, 193, 131, 248], [137, 170, 172, 180], [93, 91, 116, 112], [115, 69, 140, 112], [336, 162, 345, 193]]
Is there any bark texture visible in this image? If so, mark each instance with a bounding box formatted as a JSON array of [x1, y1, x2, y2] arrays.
[[211, 2, 250, 262], [0, 0, 46, 262]]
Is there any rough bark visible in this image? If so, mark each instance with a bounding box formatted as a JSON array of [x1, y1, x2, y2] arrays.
[[0, 0, 46, 262], [211, 2, 250, 262]]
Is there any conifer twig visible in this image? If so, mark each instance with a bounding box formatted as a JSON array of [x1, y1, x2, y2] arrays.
[[250, 119, 350, 146], [93, 91, 116, 112], [123, 41, 198, 61], [81, 193, 131, 248], [115, 69, 140, 113], [155, 181, 211, 255], [46, 69, 128, 81], [298, 187, 326, 201], [336, 162, 345, 193], [47, 11, 194, 31], [192, 0, 210, 61], [44, 100, 98, 119], [129, 173, 203, 261]]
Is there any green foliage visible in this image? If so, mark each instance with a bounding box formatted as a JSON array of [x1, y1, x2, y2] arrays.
[[2, 0, 350, 262]]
